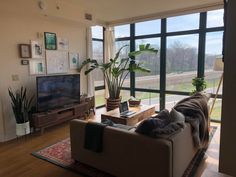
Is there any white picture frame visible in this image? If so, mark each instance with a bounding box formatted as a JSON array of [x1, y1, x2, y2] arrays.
[[69, 52, 79, 69], [31, 40, 44, 58], [57, 37, 69, 50], [46, 50, 69, 74], [29, 59, 45, 75]]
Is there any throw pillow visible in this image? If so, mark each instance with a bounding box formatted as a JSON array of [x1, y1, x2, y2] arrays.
[[170, 108, 185, 123], [135, 109, 171, 136]]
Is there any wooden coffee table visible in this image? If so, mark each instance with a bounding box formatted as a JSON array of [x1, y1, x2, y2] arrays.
[[101, 105, 156, 126]]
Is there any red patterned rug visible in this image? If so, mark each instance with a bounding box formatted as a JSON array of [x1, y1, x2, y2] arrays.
[[32, 126, 217, 177]]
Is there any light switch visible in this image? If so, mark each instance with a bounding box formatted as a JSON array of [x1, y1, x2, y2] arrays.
[[12, 74, 19, 81]]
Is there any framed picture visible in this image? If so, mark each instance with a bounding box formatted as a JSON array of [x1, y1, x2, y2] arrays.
[[19, 44, 31, 58], [57, 37, 69, 50], [44, 32, 57, 50], [46, 50, 68, 74], [69, 52, 79, 69], [21, 60, 29, 65], [29, 59, 46, 75], [31, 40, 44, 58]]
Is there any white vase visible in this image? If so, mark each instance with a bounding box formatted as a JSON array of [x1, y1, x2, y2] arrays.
[[16, 121, 30, 136]]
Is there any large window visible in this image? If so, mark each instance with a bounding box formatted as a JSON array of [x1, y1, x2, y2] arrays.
[[114, 9, 224, 120], [166, 34, 199, 92], [92, 26, 105, 107]]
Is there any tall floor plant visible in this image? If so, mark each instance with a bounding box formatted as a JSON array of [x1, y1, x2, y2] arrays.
[[79, 44, 158, 110]]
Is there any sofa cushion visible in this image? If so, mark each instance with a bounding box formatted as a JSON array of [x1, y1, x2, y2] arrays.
[[135, 109, 171, 136]]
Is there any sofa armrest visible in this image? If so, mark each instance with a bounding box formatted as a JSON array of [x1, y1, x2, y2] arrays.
[[168, 123, 198, 177]]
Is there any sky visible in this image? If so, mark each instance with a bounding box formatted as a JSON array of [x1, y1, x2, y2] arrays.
[[92, 9, 224, 56]]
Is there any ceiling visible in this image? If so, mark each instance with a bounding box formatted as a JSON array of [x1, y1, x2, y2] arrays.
[[67, 0, 223, 25]]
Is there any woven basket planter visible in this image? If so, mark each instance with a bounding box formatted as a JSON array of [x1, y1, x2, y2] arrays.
[[106, 97, 121, 111]]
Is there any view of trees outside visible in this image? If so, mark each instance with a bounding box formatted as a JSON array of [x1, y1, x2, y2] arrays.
[[135, 38, 160, 89], [166, 34, 199, 92]]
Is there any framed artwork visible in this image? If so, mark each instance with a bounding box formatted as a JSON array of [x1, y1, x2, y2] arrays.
[[69, 52, 79, 69], [29, 59, 45, 75], [46, 50, 68, 74], [21, 60, 29, 65], [31, 40, 44, 58], [19, 44, 31, 58], [57, 37, 69, 50], [44, 32, 57, 50]]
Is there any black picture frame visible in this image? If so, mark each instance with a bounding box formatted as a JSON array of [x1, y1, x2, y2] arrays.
[[19, 44, 31, 58], [21, 60, 29, 65], [44, 32, 57, 50]]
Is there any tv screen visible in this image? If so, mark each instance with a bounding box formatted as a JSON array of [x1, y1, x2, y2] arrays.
[[37, 74, 80, 112]]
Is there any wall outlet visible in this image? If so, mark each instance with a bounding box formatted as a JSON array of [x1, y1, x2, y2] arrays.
[[12, 74, 19, 81]]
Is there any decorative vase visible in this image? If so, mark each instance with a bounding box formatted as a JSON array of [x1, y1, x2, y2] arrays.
[[16, 121, 30, 136], [106, 97, 122, 111]]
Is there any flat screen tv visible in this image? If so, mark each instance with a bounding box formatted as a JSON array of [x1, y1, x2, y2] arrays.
[[36, 74, 80, 112]]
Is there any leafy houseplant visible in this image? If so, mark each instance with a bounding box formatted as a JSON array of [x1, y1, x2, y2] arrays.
[[79, 44, 158, 111], [8, 87, 34, 136], [192, 77, 207, 94]]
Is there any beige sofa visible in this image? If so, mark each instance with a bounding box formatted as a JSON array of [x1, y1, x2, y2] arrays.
[[70, 119, 198, 177]]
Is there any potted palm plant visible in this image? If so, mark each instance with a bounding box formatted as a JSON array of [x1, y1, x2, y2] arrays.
[[79, 44, 158, 111], [8, 87, 34, 136]]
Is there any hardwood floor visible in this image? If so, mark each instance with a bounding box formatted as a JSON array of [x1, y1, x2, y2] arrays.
[[0, 109, 227, 177]]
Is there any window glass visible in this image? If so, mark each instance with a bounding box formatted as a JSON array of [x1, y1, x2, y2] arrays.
[[135, 19, 161, 36], [115, 41, 130, 87], [167, 13, 200, 32], [95, 89, 105, 107], [165, 95, 189, 111], [205, 31, 223, 121], [166, 34, 199, 92], [207, 9, 224, 28], [92, 41, 104, 87], [135, 92, 159, 111], [135, 38, 160, 89], [114, 25, 130, 38], [120, 90, 131, 101], [91, 26, 103, 39]]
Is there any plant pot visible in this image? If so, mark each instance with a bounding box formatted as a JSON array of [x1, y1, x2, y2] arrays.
[[106, 97, 122, 111], [16, 121, 30, 136]]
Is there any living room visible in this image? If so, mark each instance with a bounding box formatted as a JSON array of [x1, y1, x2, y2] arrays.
[[0, 0, 236, 177]]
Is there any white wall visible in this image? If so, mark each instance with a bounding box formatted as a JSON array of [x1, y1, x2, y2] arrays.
[[0, 0, 89, 141], [219, 0, 236, 176]]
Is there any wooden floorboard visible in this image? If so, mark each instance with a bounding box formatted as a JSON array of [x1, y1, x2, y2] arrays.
[[0, 109, 227, 177]]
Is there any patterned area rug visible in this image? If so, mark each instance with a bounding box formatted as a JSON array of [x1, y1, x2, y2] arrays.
[[32, 126, 217, 177]]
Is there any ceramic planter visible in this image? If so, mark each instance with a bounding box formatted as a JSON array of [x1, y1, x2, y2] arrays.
[[16, 121, 30, 136]]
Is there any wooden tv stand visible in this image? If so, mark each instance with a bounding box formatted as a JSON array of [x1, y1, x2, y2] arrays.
[[31, 102, 87, 134]]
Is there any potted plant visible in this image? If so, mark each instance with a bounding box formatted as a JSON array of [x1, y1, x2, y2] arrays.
[[192, 77, 207, 94], [79, 44, 158, 111], [8, 87, 34, 136]]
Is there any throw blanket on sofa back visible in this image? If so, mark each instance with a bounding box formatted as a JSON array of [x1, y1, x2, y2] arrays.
[[174, 92, 209, 149]]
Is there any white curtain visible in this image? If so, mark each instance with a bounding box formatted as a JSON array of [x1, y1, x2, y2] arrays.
[[86, 27, 95, 97], [104, 27, 115, 98]]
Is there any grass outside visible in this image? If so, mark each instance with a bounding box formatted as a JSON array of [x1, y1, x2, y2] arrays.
[[95, 76, 222, 119]]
